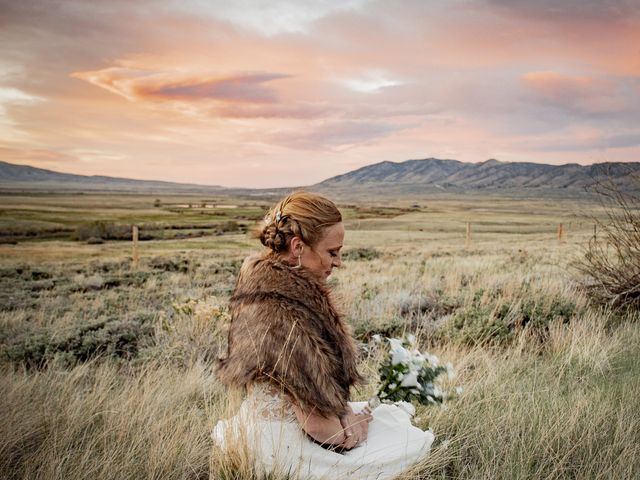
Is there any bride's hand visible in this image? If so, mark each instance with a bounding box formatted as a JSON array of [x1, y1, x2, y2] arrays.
[[340, 409, 373, 449]]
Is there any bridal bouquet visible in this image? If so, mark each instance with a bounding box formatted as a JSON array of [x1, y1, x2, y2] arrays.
[[363, 334, 456, 415]]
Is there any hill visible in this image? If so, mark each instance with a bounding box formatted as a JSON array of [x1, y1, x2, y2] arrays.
[[314, 158, 640, 197], [0, 161, 225, 193], [1, 158, 638, 198]]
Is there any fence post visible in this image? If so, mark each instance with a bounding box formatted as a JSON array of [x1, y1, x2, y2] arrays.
[[557, 223, 564, 242], [465, 222, 471, 249], [593, 223, 597, 241], [132, 225, 139, 268]]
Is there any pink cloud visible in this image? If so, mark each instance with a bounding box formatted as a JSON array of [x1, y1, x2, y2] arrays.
[[2, 0, 640, 187], [72, 68, 290, 103], [522, 71, 627, 114], [214, 102, 334, 119], [269, 119, 407, 150], [0, 147, 82, 177]]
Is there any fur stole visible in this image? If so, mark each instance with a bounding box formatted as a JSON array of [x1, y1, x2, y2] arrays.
[[216, 251, 362, 417]]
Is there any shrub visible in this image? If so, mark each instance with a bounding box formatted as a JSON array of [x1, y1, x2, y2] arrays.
[[210, 258, 243, 276], [353, 316, 405, 343], [574, 177, 640, 313], [73, 221, 132, 241], [148, 256, 192, 273], [219, 220, 241, 233], [2, 317, 154, 368], [342, 247, 382, 262], [439, 288, 577, 346], [398, 291, 459, 319]]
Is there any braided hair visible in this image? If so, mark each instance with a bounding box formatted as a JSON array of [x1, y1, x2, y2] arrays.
[[259, 191, 342, 252]]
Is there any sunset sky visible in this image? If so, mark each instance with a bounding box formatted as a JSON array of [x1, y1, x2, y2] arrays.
[[1, 0, 639, 187]]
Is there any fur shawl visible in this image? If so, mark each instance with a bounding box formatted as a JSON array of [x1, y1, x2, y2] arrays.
[[216, 251, 362, 417]]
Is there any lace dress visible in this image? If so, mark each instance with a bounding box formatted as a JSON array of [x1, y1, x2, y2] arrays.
[[212, 383, 435, 480]]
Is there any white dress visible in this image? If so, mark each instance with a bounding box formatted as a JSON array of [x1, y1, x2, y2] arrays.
[[212, 384, 434, 480]]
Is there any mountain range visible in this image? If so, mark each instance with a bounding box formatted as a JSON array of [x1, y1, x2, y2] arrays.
[[314, 158, 640, 196], [1, 159, 638, 197], [0, 161, 225, 193]]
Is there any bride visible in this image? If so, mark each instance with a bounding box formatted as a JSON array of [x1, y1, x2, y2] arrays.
[[213, 191, 434, 479]]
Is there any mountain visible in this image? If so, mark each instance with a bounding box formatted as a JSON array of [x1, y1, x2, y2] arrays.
[[314, 158, 640, 196], [0, 161, 225, 193], [1, 158, 638, 197]]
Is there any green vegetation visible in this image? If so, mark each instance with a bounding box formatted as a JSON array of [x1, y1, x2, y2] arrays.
[[0, 192, 638, 479], [439, 285, 578, 346], [0, 193, 261, 243], [573, 182, 640, 313]]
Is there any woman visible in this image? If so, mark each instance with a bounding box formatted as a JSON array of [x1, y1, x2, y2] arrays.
[[214, 191, 433, 479]]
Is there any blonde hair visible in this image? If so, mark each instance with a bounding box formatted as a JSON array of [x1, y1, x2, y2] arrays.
[[259, 191, 342, 252]]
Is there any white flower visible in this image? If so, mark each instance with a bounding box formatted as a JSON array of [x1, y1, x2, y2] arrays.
[[400, 371, 419, 388], [455, 386, 464, 395], [396, 372, 405, 381], [410, 351, 426, 369], [389, 339, 412, 366], [392, 348, 411, 366], [406, 333, 416, 346], [372, 334, 381, 343], [389, 383, 397, 390], [394, 401, 416, 417]]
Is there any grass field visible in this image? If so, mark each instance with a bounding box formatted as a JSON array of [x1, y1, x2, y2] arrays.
[[1, 192, 638, 479]]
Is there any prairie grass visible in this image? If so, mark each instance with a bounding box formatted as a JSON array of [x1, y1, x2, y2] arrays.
[[1, 194, 637, 479], [406, 312, 640, 479], [2, 313, 637, 479], [0, 361, 219, 479]]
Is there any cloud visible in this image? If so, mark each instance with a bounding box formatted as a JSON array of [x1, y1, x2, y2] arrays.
[[214, 102, 333, 119], [527, 133, 640, 153], [2, 0, 639, 187], [0, 146, 79, 165], [270, 119, 406, 149], [340, 70, 404, 93], [72, 67, 290, 103], [188, 0, 373, 36], [522, 71, 627, 115], [71, 61, 437, 121], [486, 0, 640, 22]]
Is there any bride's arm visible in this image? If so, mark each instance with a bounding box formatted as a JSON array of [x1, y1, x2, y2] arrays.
[[292, 404, 347, 446], [292, 404, 370, 449]]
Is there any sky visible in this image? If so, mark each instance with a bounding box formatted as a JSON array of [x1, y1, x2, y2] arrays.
[[1, 0, 639, 188]]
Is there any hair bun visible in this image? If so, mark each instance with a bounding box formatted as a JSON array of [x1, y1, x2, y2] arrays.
[[255, 191, 341, 253], [259, 224, 287, 252]]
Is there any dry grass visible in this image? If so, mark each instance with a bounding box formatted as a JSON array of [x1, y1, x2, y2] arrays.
[[1, 194, 638, 479], [0, 361, 219, 479], [573, 182, 640, 312]]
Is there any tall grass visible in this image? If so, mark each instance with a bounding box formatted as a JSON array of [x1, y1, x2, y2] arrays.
[[1, 197, 638, 479], [2, 312, 637, 479], [409, 312, 640, 479], [0, 361, 220, 479]]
